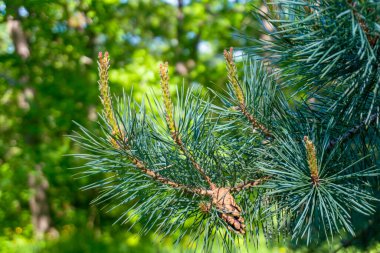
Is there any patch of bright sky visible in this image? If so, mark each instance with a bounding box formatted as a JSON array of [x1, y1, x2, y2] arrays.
[[18, 6, 29, 17], [198, 41, 213, 55], [149, 37, 167, 52], [186, 32, 196, 39], [122, 33, 141, 46], [7, 44, 14, 54], [162, 0, 191, 6], [233, 49, 244, 62], [0, 1, 6, 15], [164, 0, 248, 5]]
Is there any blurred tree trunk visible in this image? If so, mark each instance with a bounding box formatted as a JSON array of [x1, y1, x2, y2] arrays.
[[6, 16, 30, 59], [6, 9, 56, 239], [28, 166, 53, 239]]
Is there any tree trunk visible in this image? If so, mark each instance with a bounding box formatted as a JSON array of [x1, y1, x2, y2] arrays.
[[28, 165, 55, 239]]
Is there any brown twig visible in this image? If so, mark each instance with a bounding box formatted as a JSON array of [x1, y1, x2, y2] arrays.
[[230, 176, 270, 192], [174, 135, 216, 189], [223, 48, 272, 138], [159, 62, 216, 190], [240, 107, 273, 138], [158, 61, 274, 233], [130, 157, 210, 196], [327, 113, 379, 151], [348, 0, 379, 48]]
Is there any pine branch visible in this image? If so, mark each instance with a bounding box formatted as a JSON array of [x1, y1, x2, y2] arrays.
[[248, 1, 379, 119], [159, 62, 216, 189], [223, 47, 272, 138], [73, 1, 380, 248], [159, 63, 248, 233], [260, 131, 379, 244], [327, 113, 379, 151], [97, 56, 253, 235], [130, 156, 210, 196], [98, 53, 208, 196]]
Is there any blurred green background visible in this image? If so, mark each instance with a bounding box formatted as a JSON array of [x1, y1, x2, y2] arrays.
[[0, 1, 379, 253], [0, 0, 262, 252]]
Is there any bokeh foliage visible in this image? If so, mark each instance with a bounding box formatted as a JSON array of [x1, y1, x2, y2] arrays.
[[0, 0, 262, 252]]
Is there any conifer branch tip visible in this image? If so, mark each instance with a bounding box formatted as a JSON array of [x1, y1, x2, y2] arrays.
[[159, 62, 215, 189], [223, 48, 272, 138], [304, 136, 319, 185], [98, 51, 122, 148]]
